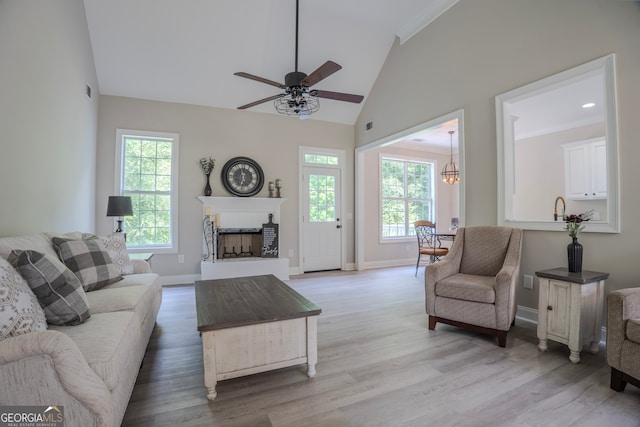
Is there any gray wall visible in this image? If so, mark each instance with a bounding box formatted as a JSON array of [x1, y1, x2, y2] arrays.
[[96, 96, 355, 277], [0, 0, 99, 236], [356, 0, 640, 308]]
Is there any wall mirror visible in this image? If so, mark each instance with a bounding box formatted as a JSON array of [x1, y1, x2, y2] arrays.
[[496, 54, 619, 233]]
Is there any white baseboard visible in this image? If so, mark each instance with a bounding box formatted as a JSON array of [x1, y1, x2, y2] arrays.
[[159, 274, 200, 286], [288, 262, 358, 277], [361, 258, 415, 270]]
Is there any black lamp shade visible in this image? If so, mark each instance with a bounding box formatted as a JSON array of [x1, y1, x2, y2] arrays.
[[106, 196, 133, 217]]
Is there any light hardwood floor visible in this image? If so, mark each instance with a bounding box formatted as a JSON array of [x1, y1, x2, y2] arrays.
[[122, 266, 640, 427]]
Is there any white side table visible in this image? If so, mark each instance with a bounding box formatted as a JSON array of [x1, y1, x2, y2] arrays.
[[536, 267, 608, 363]]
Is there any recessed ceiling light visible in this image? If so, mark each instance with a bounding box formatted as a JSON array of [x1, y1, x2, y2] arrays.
[[582, 102, 596, 108]]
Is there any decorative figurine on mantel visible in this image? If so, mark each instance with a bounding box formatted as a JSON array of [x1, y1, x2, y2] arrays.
[[276, 179, 282, 198], [200, 157, 215, 196], [268, 181, 275, 198]]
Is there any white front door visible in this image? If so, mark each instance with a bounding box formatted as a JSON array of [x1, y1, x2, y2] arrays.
[[302, 167, 342, 272]]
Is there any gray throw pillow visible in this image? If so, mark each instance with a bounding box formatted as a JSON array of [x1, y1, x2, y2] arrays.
[[7, 250, 89, 326], [0, 257, 48, 340], [52, 237, 122, 292]]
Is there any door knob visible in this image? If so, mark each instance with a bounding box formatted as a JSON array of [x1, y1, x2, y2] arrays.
[[336, 224, 342, 229]]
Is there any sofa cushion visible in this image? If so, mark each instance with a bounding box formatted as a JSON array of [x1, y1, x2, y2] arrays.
[[49, 311, 142, 391], [8, 250, 90, 326], [85, 284, 160, 316], [626, 319, 640, 344], [108, 273, 158, 288], [52, 237, 122, 292], [435, 273, 496, 304], [0, 258, 47, 340], [0, 233, 58, 260], [96, 233, 134, 275]]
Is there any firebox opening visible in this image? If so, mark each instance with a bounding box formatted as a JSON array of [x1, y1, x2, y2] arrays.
[[217, 228, 263, 259]]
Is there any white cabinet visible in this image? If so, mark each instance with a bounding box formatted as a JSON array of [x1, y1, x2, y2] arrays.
[[536, 268, 608, 363], [563, 138, 607, 200]]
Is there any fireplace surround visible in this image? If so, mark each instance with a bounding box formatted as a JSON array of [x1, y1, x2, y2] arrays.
[[199, 197, 289, 280]]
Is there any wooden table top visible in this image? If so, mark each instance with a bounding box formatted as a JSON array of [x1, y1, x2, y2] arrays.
[[535, 267, 609, 284], [195, 274, 321, 332]]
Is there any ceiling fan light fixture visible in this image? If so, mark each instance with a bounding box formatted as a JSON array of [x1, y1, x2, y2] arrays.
[[441, 130, 460, 185], [274, 87, 319, 118]]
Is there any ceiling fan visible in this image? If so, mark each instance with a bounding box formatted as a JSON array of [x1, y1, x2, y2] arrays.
[[234, 0, 364, 117]]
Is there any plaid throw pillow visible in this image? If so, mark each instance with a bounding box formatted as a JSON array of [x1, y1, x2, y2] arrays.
[[8, 250, 90, 326], [52, 237, 122, 292], [0, 257, 48, 340]]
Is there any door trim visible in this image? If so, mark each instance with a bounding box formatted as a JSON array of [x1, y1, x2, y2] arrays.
[[298, 146, 347, 274]]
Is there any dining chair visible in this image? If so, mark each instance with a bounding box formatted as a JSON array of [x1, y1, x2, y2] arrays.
[[414, 220, 449, 277]]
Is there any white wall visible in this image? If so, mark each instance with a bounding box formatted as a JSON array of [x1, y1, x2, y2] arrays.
[[96, 96, 355, 277], [0, 0, 98, 236], [356, 0, 640, 309]]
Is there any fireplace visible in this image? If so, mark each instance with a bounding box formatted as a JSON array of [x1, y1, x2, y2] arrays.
[[199, 196, 289, 280], [217, 228, 263, 259]]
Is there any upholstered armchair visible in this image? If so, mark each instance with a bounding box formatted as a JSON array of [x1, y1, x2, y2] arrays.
[[425, 226, 523, 347], [607, 288, 640, 392]]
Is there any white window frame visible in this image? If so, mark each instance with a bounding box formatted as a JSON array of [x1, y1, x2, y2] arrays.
[[115, 129, 180, 254], [379, 154, 435, 242]]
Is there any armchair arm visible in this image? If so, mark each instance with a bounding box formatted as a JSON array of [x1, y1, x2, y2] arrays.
[[607, 288, 640, 369], [425, 229, 465, 314], [0, 331, 115, 426], [494, 229, 523, 329]]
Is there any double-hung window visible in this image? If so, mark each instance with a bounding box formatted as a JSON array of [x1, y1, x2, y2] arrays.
[[380, 156, 434, 238], [115, 129, 179, 253]]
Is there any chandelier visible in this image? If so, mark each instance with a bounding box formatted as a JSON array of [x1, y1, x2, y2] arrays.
[[274, 86, 319, 119], [441, 130, 460, 185]]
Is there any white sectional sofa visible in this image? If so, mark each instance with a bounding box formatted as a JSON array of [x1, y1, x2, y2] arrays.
[[0, 232, 162, 427]]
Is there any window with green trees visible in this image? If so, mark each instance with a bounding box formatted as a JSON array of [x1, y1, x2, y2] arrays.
[[381, 158, 433, 238], [116, 130, 179, 252]]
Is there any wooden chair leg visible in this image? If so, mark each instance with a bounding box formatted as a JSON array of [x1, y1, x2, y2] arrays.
[[611, 367, 627, 392], [496, 330, 507, 348], [428, 315, 437, 330]]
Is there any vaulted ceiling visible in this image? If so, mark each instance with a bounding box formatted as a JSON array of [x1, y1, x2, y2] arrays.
[[83, 0, 460, 126]]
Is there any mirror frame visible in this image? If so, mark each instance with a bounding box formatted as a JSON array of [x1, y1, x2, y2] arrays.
[[496, 54, 620, 233]]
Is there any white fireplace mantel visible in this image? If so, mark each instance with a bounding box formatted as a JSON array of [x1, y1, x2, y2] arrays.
[[198, 196, 286, 229]]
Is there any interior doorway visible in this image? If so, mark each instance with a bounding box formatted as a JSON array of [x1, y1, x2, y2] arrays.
[[354, 109, 465, 270]]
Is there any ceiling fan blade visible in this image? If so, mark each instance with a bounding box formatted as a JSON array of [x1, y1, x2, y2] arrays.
[[234, 72, 285, 89], [300, 61, 342, 87], [314, 90, 364, 104], [237, 94, 282, 110]]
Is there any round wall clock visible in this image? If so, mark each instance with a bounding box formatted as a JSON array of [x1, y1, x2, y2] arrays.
[[221, 157, 265, 197]]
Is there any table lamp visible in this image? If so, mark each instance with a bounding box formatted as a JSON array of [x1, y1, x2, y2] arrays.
[[106, 196, 133, 232]]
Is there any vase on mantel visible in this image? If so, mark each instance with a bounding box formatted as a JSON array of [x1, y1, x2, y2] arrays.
[[203, 173, 212, 197], [567, 237, 583, 273]]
